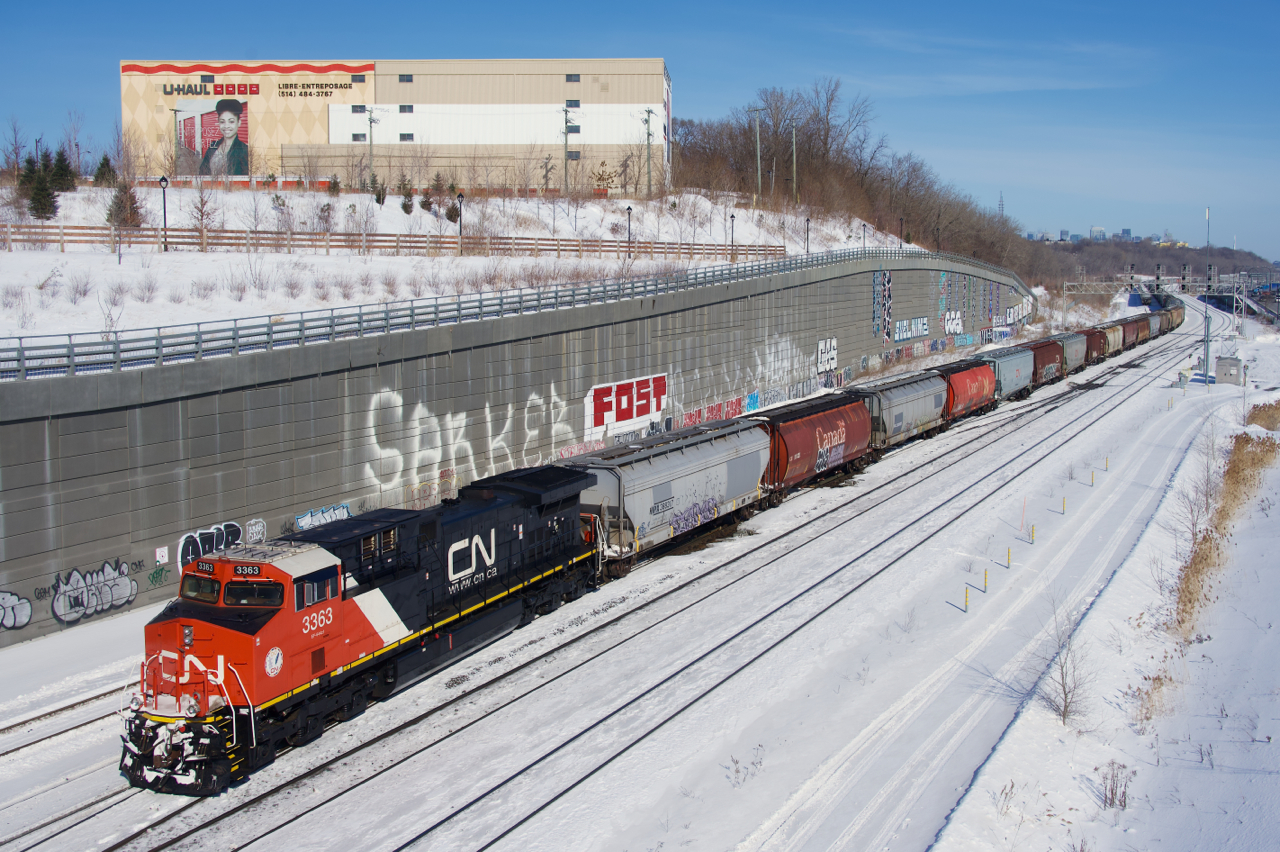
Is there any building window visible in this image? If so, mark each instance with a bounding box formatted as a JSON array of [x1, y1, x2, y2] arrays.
[[399, 104, 413, 113], [399, 133, 414, 142], [566, 125, 581, 134], [352, 133, 367, 142], [567, 150, 581, 161], [566, 74, 580, 83], [399, 74, 413, 83], [565, 99, 580, 108], [351, 74, 365, 83], [352, 105, 366, 114], [200, 75, 214, 83]]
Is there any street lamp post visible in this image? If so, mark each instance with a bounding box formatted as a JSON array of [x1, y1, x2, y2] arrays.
[[626, 206, 632, 258], [159, 175, 169, 252], [862, 223, 867, 251], [899, 216, 904, 249], [457, 192, 464, 256], [730, 213, 735, 262], [805, 217, 810, 254]]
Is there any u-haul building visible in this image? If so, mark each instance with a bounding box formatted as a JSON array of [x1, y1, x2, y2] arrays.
[[120, 58, 671, 192]]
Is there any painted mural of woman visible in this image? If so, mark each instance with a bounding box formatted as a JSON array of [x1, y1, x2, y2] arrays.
[[199, 99, 249, 176]]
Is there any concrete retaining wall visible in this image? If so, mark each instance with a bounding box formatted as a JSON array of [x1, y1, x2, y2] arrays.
[[0, 254, 1032, 645]]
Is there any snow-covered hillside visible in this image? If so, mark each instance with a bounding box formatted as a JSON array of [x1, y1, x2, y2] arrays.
[[0, 188, 906, 339]]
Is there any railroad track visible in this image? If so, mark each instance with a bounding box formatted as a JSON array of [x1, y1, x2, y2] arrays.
[[0, 703, 124, 763], [81, 326, 1204, 852], [369, 324, 1208, 852]]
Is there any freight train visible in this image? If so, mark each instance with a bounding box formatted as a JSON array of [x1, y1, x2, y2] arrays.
[[120, 297, 1185, 796]]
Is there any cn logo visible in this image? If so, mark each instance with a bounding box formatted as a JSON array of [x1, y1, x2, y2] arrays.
[[447, 529, 496, 581]]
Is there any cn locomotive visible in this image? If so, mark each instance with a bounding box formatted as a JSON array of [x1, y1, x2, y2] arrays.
[[121, 295, 1185, 795], [121, 465, 601, 795]]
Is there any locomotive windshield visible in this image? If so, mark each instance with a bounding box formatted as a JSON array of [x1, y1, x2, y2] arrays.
[[223, 581, 285, 607], [180, 574, 221, 604]]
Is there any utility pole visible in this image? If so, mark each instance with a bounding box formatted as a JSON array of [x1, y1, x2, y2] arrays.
[[1206, 206, 1211, 248], [770, 157, 775, 197], [564, 105, 572, 198], [791, 124, 797, 205], [747, 107, 763, 206], [642, 108, 655, 199], [170, 108, 181, 177], [367, 109, 380, 190], [1198, 295, 1208, 391]]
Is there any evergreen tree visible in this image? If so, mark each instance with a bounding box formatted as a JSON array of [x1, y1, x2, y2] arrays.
[[398, 173, 413, 214], [28, 171, 58, 220], [18, 154, 38, 197], [107, 184, 144, 228], [38, 148, 53, 174], [50, 147, 76, 192], [93, 154, 117, 187]]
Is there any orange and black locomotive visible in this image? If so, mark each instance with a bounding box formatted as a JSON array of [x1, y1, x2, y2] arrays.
[[121, 466, 600, 795]]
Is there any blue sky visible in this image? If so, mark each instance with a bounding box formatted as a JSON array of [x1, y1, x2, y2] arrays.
[[9, 0, 1277, 260]]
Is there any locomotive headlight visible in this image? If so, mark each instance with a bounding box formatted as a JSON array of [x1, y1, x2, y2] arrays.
[[183, 696, 200, 718], [182, 625, 194, 648], [129, 693, 144, 711]]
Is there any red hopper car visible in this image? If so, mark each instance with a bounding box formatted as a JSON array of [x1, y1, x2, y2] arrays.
[[933, 361, 997, 421], [751, 395, 873, 498]]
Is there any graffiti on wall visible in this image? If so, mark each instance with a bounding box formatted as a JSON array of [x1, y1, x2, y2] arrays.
[[585, 374, 669, 443], [1, 591, 32, 630], [51, 558, 139, 624], [364, 383, 579, 499], [872, 270, 893, 348], [178, 521, 243, 567], [296, 504, 351, 531]]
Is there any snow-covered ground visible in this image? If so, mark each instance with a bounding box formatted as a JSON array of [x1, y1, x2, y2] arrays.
[[0, 188, 903, 339], [934, 321, 1280, 852], [4, 298, 1270, 852]]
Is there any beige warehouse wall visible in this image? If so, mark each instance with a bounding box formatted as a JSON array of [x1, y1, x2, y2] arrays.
[[371, 58, 666, 105]]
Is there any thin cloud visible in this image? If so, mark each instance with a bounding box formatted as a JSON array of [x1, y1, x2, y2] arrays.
[[840, 72, 1130, 98]]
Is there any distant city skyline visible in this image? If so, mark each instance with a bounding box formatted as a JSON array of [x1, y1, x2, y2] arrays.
[[5, 0, 1275, 260]]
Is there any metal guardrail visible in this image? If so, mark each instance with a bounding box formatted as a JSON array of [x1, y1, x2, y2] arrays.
[[0, 247, 1028, 382]]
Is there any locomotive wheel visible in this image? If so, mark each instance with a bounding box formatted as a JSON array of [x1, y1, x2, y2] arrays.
[[337, 689, 368, 722], [287, 712, 323, 747], [563, 579, 583, 603]]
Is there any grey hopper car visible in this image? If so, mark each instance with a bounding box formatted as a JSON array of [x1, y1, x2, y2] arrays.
[[562, 420, 769, 563], [976, 347, 1035, 400], [845, 371, 948, 449], [1048, 332, 1088, 375]]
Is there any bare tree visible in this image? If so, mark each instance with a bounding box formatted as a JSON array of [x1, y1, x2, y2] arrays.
[[61, 110, 86, 178], [186, 178, 221, 235], [4, 117, 28, 185], [296, 146, 323, 191], [1035, 592, 1094, 726]]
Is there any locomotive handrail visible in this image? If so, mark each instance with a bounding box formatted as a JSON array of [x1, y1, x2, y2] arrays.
[[0, 247, 1030, 381]]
